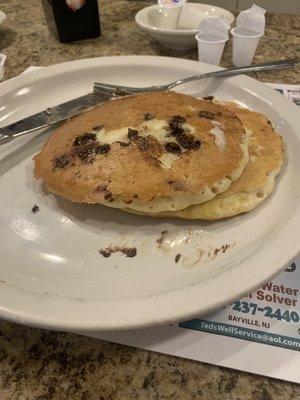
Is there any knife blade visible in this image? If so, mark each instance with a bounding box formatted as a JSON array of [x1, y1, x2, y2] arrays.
[[0, 91, 113, 145]]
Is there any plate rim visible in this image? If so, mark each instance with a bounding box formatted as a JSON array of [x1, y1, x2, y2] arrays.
[[0, 55, 299, 331]]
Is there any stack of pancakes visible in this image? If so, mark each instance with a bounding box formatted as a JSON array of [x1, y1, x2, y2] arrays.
[[34, 91, 284, 220]]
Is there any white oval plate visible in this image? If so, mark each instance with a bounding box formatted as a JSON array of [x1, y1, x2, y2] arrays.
[[0, 56, 299, 332]]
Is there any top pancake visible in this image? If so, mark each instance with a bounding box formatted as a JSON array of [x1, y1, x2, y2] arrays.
[[34, 91, 249, 213]]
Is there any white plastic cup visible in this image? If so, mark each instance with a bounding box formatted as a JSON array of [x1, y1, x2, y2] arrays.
[[195, 33, 227, 65], [231, 27, 263, 67]]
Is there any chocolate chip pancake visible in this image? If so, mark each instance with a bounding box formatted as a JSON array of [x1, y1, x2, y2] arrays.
[[144, 103, 284, 219], [34, 91, 249, 213]]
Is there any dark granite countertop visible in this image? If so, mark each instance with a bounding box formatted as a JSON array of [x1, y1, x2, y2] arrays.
[[1, 0, 299, 82], [0, 1, 299, 398]]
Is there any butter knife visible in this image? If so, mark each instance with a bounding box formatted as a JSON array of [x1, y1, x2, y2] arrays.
[[0, 91, 113, 145]]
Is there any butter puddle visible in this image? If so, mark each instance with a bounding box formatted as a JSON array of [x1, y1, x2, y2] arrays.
[[95, 119, 170, 144], [95, 119, 195, 169], [210, 121, 226, 151]]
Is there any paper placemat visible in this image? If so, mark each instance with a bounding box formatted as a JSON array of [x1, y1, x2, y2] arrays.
[[85, 256, 299, 384]]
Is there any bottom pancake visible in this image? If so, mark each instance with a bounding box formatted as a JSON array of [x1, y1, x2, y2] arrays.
[[125, 103, 284, 220]]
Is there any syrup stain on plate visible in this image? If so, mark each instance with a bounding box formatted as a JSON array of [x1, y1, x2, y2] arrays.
[[97, 227, 236, 268]]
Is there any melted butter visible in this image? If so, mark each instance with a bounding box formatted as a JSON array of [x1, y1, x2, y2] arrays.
[[95, 118, 196, 169], [138, 119, 170, 141], [95, 126, 128, 144], [210, 121, 226, 151], [95, 119, 170, 144], [96, 119, 195, 145]]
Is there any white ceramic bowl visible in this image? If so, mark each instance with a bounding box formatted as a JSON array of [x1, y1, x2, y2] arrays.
[[135, 3, 235, 50]]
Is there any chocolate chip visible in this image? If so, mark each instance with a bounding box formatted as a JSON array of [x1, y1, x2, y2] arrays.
[[72, 143, 96, 164], [99, 249, 112, 258], [169, 116, 186, 128], [96, 184, 113, 201], [192, 140, 201, 150], [127, 128, 139, 140], [96, 184, 107, 192], [137, 136, 153, 151], [198, 111, 215, 119], [104, 191, 113, 201], [122, 247, 137, 257], [31, 204, 40, 214], [176, 133, 201, 150], [53, 154, 70, 169], [73, 132, 96, 146], [176, 133, 195, 149], [72, 137, 99, 163], [170, 125, 184, 137], [144, 112, 155, 121], [99, 246, 137, 258], [175, 254, 181, 263], [165, 142, 181, 154], [95, 143, 110, 154], [203, 96, 214, 101], [168, 116, 186, 137]]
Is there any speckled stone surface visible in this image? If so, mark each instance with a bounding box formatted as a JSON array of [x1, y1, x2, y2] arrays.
[[0, 0, 299, 82], [0, 1, 299, 399], [0, 321, 299, 400]]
